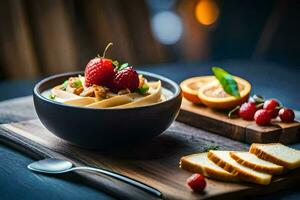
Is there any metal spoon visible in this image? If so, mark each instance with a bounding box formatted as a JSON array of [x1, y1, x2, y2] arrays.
[[28, 158, 162, 197]]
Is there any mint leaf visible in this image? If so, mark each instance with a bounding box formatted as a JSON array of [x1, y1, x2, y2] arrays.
[[49, 94, 56, 100], [112, 60, 119, 68], [119, 63, 129, 71], [61, 80, 68, 91], [73, 79, 82, 88], [212, 67, 240, 98], [137, 83, 149, 94]]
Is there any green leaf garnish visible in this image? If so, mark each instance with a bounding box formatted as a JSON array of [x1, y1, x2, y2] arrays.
[[61, 80, 68, 90], [73, 79, 82, 88], [112, 60, 119, 68], [49, 94, 56, 100], [212, 67, 240, 98], [203, 144, 219, 152], [137, 83, 149, 94], [252, 94, 264, 104], [119, 63, 129, 71]]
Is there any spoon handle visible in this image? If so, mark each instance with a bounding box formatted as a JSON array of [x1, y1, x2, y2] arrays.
[[72, 166, 162, 197]]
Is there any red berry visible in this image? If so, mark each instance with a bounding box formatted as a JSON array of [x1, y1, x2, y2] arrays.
[[239, 102, 257, 120], [112, 67, 139, 92], [263, 99, 280, 118], [279, 108, 295, 123], [186, 173, 206, 193], [254, 109, 271, 126], [84, 58, 115, 87]]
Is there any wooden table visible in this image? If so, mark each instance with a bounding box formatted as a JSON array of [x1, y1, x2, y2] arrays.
[[0, 61, 300, 199]]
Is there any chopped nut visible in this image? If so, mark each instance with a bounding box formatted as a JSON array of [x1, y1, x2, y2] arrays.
[[68, 77, 81, 87], [80, 87, 95, 97], [65, 77, 84, 95], [66, 85, 83, 95], [74, 87, 84, 95], [93, 85, 109, 99]]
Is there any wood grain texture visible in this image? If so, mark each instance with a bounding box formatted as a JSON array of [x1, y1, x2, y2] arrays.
[[0, 119, 300, 200], [0, 0, 39, 78], [26, 0, 79, 74], [178, 99, 300, 144]]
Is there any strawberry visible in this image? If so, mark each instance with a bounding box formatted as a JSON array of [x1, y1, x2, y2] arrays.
[[279, 108, 295, 123], [239, 102, 257, 120], [186, 173, 206, 193], [254, 109, 271, 126], [112, 67, 139, 92], [84, 57, 115, 87], [263, 99, 280, 118]]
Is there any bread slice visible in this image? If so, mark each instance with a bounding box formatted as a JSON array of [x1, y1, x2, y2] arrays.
[[180, 153, 239, 182], [208, 151, 272, 185], [250, 143, 300, 170], [230, 152, 284, 174]]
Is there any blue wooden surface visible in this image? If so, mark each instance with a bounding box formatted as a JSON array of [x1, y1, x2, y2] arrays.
[[0, 61, 300, 200], [0, 144, 114, 200]]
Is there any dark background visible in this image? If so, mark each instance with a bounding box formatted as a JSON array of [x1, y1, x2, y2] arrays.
[[0, 1, 300, 199], [0, 0, 299, 80]]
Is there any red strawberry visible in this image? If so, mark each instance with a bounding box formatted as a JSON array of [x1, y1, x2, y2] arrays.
[[186, 173, 206, 193], [254, 109, 271, 126], [263, 99, 280, 118], [239, 102, 257, 120], [112, 67, 139, 92], [84, 57, 115, 87], [279, 108, 295, 123]]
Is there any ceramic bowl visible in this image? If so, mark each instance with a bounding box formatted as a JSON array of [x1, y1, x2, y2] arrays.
[[33, 71, 182, 150]]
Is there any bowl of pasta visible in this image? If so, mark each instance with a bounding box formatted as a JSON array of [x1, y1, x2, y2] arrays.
[[33, 71, 181, 150]]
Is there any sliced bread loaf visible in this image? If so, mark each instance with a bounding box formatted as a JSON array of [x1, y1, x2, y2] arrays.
[[208, 151, 272, 185], [230, 152, 284, 174], [180, 153, 239, 182], [250, 143, 300, 170]]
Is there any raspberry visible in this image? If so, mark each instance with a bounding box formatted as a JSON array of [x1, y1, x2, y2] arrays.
[[186, 173, 206, 193], [84, 58, 115, 87], [112, 67, 139, 92], [254, 109, 271, 126], [239, 102, 257, 120], [279, 108, 295, 123], [263, 99, 280, 118]]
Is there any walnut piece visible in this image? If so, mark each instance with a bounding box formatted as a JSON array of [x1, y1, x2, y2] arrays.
[[93, 85, 109, 99], [66, 77, 83, 95], [80, 87, 95, 97]]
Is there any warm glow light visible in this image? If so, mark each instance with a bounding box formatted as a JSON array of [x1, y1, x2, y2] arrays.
[[195, 0, 219, 25], [151, 11, 183, 45]]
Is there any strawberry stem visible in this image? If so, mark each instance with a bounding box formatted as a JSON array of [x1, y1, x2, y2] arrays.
[[228, 106, 240, 118], [102, 42, 113, 58]]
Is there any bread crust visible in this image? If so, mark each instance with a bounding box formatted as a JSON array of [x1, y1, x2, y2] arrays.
[[207, 151, 272, 185], [249, 143, 300, 170], [230, 152, 284, 175], [180, 154, 239, 182]]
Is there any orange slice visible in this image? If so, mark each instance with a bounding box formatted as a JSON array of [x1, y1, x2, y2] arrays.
[[180, 76, 216, 104], [197, 76, 251, 110]]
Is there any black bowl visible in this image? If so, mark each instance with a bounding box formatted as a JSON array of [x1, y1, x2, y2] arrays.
[[33, 71, 182, 150]]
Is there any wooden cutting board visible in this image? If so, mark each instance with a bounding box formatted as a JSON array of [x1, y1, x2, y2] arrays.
[[1, 120, 300, 200], [177, 99, 300, 144]]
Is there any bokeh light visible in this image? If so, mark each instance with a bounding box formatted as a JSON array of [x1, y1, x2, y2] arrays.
[[151, 11, 183, 45], [195, 0, 219, 26]]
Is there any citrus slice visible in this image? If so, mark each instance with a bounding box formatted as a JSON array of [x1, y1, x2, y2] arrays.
[[197, 76, 251, 110], [180, 76, 216, 104]]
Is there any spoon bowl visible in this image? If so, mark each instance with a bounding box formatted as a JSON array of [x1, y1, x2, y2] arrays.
[[28, 158, 73, 173]]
